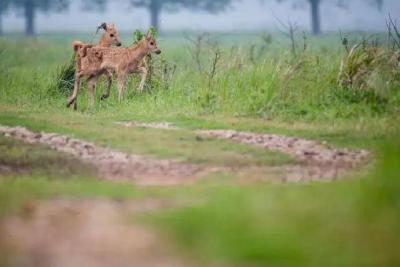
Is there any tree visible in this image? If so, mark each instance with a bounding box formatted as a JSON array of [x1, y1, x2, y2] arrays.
[[12, 0, 69, 36], [130, 0, 234, 31], [309, 0, 321, 35], [81, 0, 107, 12], [275, 0, 384, 35], [0, 0, 11, 35]]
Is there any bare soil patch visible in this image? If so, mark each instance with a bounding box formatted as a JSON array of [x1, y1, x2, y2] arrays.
[[198, 130, 369, 167], [198, 130, 369, 182], [117, 121, 370, 182], [0, 125, 223, 185], [1, 122, 371, 182], [1, 198, 192, 267]]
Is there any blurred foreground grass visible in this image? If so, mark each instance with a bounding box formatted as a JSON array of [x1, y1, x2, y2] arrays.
[[148, 137, 400, 267]]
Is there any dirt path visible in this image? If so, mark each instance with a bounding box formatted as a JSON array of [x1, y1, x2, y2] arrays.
[[0, 123, 370, 183], [1, 198, 193, 267], [0, 125, 223, 185], [117, 121, 370, 182]]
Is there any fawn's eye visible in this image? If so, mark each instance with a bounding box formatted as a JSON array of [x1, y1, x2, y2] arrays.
[[150, 42, 155, 45], [110, 34, 114, 37]]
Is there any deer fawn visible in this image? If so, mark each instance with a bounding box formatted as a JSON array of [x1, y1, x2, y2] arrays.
[[67, 31, 161, 108], [68, 23, 122, 110]]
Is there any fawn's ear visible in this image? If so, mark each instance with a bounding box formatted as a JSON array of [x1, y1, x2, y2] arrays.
[[146, 30, 152, 40], [99, 22, 107, 31]]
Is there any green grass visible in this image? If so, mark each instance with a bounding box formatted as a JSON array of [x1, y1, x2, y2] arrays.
[[1, 32, 399, 121], [0, 135, 95, 178], [0, 135, 144, 216]]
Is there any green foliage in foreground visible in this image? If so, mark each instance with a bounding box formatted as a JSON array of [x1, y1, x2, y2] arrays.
[[149, 137, 400, 267]]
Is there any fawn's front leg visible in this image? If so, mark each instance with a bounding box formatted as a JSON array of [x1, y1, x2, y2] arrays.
[[138, 66, 148, 92]]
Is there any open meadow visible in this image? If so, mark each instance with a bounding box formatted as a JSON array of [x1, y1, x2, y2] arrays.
[[0, 30, 400, 266]]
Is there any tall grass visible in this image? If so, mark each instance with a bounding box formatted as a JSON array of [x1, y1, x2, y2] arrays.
[[0, 32, 399, 121]]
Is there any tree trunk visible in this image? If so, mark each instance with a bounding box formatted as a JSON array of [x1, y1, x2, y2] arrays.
[[149, 0, 161, 31], [0, 12, 3, 36], [25, 0, 35, 36], [0, 2, 3, 36], [309, 0, 321, 35]]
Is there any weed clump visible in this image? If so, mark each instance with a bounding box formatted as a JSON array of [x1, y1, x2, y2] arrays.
[[338, 45, 400, 93], [48, 54, 76, 97]]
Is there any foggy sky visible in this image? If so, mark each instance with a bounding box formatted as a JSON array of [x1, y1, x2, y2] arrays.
[[3, 0, 400, 33]]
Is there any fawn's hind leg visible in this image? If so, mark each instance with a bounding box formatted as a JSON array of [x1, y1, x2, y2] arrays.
[[87, 76, 97, 108], [67, 72, 82, 109], [117, 71, 127, 102], [101, 70, 113, 100]]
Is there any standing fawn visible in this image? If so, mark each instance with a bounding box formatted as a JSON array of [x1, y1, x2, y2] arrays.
[[69, 23, 122, 110], [67, 31, 161, 108]]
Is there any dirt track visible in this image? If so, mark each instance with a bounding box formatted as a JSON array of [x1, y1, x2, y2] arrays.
[[118, 122, 370, 182], [0, 124, 370, 183], [0, 125, 223, 185]]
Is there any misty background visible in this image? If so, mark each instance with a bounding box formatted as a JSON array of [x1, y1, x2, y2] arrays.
[[1, 0, 399, 34]]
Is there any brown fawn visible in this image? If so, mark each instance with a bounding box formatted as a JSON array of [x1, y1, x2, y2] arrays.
[[69, 23, 121, 110], [67, 31, 161, 108]]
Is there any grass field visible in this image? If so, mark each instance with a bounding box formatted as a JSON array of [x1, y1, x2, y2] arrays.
[[0, 31, 399, 266]]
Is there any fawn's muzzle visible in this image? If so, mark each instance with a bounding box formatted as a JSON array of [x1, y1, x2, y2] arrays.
[[155, 49, 161, 54]]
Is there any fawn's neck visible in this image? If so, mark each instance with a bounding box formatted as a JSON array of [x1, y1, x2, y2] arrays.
[[98, 35, 111, 47], [128, 40, 149, 61]]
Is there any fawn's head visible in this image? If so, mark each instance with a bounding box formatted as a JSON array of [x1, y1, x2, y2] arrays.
[[99, 23, 122, 47], [144, 31, 161, 55]]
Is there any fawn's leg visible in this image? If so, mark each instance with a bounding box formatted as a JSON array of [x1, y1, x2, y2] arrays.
[[138, 66, 148, 92], [87, 76, 97, 109], [117, 71, 127, 102], [101, 70, 113, 100], [67, 72, 82, 109]]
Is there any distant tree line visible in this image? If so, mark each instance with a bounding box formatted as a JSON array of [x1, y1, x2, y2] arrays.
[[273, 0, 384, 35], [0, 0, 233, 36], [0, 0, 386, 37], [0, 0, 93, 36], [130, 0, 233, 33]]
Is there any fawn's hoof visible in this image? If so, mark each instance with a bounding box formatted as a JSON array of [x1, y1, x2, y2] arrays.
[[100, 94, 109, 101], [66, 98, 75, 109]]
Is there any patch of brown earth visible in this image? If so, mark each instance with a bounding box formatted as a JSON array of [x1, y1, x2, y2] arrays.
[[117, 121, 370, 182], [198, 130, 369, 167], [1, 199, 193, 267], [198, 130, 370, 182], [0, 125, 222, 185]]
